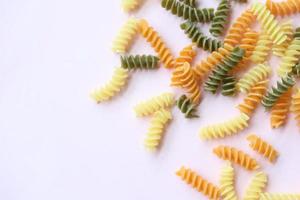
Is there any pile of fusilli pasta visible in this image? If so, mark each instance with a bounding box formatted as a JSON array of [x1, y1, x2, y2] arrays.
[[91, 0, 300, 199]]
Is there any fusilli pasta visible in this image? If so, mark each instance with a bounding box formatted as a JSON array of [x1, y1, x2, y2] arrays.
[[266, 0, 300, 17], [291, 88, 300, 127], [220, 163, 238, 200], [209, 0, 231, 37], [273, 20, 294, 57], [250, 32, 273, 64], [121, 0, 142, 12], [222, 76, 237, 96], [177, 95, 199, 118], [243, 171, 268, 200], [271, 89, 292, 128], [121, 55, 159, 70], [261, 193, 300, 200]]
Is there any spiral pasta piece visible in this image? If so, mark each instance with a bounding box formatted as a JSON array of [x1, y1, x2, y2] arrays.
[[112, 18, 140, 53], [290, 88, 300, 127], [237, 80, 268, 117], [292, 62, 300, 77], [121, 0, 141, 12], [121, 55, 159, 70], [178, 0, 197, 7], [180, 22, 223, 53], [222, 76, 237, 96], [134, 93, 175, 117], [173, 62, 201, 104], [139, 19, 175, 68], [262, 75, 295, 109], [213, 145, 260, 171], [250, 3, 287, 45], [251, 32, 273, 64], [247, 134, 279, 163], [177, 95, 199, 118], [273, 20, 294, 57], [224, 9, 256, 47], [90, 67, 129, 103], [209, 0, 231, 37], [277, 38, 300, 77], [193, 44, 234, 80], [199, 113, 250, 140], [176, 166, 221, 199], [271, 89, 292, 128], [220, 163, 238, 200], [261, 193, 300, 200], [171, 44, 197, 87], [161, 0, 215, 23], [237, 64, 271, 94], [144, 109, 172, 151], [204, 47, 245, 94], [266, 0, 300, 17], [243, 171, 268, 200]]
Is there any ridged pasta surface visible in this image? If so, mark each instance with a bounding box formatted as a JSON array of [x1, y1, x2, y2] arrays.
[[266, 0, 300, 17], [250, 32, 273, 64], [250, 3, 287, 45], [291, 89, 300, 127], [247, 134, 279, 163], [178, 0, 197, 7], [90, 67, 129, 103], [144, 109, 172, 151], [271, 89, 292, 128], [222, 76, 237, 96], [220, 163, 238, 200], [260, 193, 300, 200], [237, 64, 271, 94], [213, 145, 260, 170], [139, 19, 175, 68], [237, 80, 268, 117], [209, 0, 231, 37], [200, 113, 250, 140], [177, 95, 199, 118], [273, 20, 294, 57], [134, 93, 175, 117], [176, 166, 221, 199], [243, 172, 268, 200], [121, 0, 141, 12], [112, 18, 140, 53], [121, 55, 159, 70]]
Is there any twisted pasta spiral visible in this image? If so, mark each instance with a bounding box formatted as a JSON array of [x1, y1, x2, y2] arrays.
[[261, 193, 300, 200], [199, 113, 250, 140], [112, 18, 140, 53], [134, 93, 175, 117], [291, 89, 300, 127], [292, 62, 300, 77], [176, 166, 221, 199], [121, 0, 141, 12], [90, 67, 129, 103], [232, 0, 247, 2], [250, 32, 273, 64], [224, 9, 256, 47], [144, 109, 172, 151], [273, 20, 294, 57], [177, 95, 199, 118], [139, 19, 175, 68], [277, 38, 300, 77], [204, 47, 245, 94], [266, 0, 300, 17], [180, 22, 223, 53], [237, 64, 271, 94], [161, 0, 215, 23], [222, 76, 237, 96], [262, 75, 295, 109], [250, 3, 287, 45], [220, 163, 238, 200], [209, 0, 231, 37], [237, 80, 268, 117], [243, 172, 268, 200], [178, 0, 197, 7], [121, 55, 159, 70], [247, 134, 279, 163], [271, 89, 292, 128], [213, 145, 260, 171]]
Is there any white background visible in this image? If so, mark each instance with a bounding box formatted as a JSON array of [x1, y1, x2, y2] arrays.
[[1, 0, 300, 199]]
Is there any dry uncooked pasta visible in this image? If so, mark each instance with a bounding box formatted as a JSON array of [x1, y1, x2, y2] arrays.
[[220, 163, 238, 200], [121, 0, 142, 12], [243, 171, 268, 200]]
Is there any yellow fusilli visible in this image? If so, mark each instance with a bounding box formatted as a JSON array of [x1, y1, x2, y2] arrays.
[[144, 109, 172, 151], [273, 20, 294, 57], [250, 32, 273, 64], [134, 93, 175, 117], [199, 113, 250, 140], [243, 171, 268, 200], [90, 67, 130, 103], [220, 163, 238, 200], [121, 0, 141, 12], [261, 193, 300, 200]]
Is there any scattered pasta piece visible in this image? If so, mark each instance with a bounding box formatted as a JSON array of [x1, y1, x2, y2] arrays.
[[220, 163, 238, 200], [121, 55, 159, 70], [291, 88, 300, 127], [134, 93, 175, 117], [178, 0, 197, 7], [250, 3, 287, 45], [221, 76, 237, 96], [213, 145, 260, 170], [266, 0, 300, 17], [209, 0, 231, 37], [199, 113, 250, 140], [243, 171, 268, 200], [176, 166, 221, 199], [271, 89, 292, 128], [250, 32, 273, 64], [273, 20, 294, 57], [247, 134, 279, 163], [261, 193, 300, 200], [121, 0, 142, 12], [144, 109, 172, 151], [237, 64, 271, 94], [90, 67, 130, 103], [176, 95, 199, 118], [139, 19, 175, 68], [112, 18, 140, 53]]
